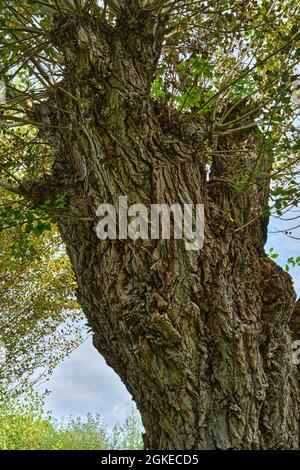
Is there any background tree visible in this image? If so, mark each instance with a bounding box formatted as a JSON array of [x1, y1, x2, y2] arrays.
[[1, 0, 300, 449], [0, 189, 84, 400]]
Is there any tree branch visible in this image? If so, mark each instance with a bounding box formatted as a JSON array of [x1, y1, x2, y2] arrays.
[[0, 180, 22, 195]]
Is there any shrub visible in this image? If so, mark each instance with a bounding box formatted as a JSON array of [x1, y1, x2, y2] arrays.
[[0, 389, 55, 450], [0, 390, 143, 450]]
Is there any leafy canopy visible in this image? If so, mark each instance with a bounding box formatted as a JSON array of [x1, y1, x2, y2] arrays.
[[0, 0, 299, 236]]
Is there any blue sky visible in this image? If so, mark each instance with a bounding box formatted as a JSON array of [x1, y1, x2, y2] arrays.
[[267, 214, 300, 291], [38, 217, 300, 427], [38, 338, 133, 428]]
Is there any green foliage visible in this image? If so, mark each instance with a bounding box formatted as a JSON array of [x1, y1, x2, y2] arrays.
[[0, 390, 143, 450], [285, 256, 300, 273], [50, 414, 109, 450], [109, 411, 144, 450], [268, 247, 279, 259], [0, 389, 54, 450], [267, 248, 300, 273], [0, 225, 84, 399]]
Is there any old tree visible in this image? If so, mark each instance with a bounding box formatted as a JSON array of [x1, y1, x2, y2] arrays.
[[1, 0, 300, 449]]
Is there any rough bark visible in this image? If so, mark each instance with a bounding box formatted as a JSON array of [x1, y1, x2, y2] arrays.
[[23, 9, 300, 449]]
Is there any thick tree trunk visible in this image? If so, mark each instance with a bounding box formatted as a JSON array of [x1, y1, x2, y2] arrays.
[[27, 10, 300, 449]]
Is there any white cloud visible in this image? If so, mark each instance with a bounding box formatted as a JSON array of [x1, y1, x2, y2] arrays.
[[38, 337, 134, 428]]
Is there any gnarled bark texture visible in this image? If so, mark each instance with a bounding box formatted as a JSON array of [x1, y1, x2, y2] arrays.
[[24, 7, 300, 449]]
